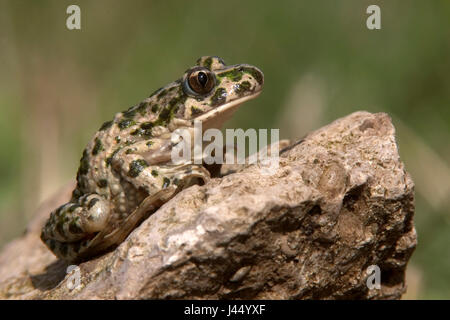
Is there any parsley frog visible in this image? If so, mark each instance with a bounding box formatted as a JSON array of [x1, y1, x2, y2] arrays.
[[41, 56, 264, 262]]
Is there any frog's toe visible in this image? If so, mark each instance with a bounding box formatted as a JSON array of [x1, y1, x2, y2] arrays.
[[175, 164, 211, 188]]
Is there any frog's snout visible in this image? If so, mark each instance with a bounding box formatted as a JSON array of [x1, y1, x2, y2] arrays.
[[238, 64, 264, 88]]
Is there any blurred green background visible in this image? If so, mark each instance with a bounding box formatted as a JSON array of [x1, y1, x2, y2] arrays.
[[0, 0, 449, 299]]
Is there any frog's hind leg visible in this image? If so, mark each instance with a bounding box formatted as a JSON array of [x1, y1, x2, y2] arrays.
[[87, 164, 212, 257], [83, 187, 178, 258], [42, 237, 91, 263], [41, 193, 111, 260], [86, 161, 212, 256]]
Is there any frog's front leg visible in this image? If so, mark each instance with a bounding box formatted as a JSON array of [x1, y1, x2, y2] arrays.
[[114, 154, 211, 195], [112, 139, 211, 193]]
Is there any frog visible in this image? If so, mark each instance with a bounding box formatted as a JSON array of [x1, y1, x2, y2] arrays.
[[40, 56, 264, 263]]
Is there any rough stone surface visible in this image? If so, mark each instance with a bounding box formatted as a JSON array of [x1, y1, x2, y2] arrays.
[[0, 111, 416, 299]]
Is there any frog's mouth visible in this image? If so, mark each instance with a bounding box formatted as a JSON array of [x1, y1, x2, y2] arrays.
[[196, 91, 261, 130]]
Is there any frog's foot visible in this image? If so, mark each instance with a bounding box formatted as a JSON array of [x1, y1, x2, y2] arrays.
[[41, 193, 110, 244], [173, 163, 211, 188]]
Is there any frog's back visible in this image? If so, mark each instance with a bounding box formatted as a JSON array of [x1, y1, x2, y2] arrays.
[[72, 82, 184, 200]]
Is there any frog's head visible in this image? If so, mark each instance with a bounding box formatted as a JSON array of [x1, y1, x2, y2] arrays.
[[179, 56, 264, 129]]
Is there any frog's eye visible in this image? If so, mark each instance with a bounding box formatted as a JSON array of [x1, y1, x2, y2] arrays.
[[183, 67, 216, 96]]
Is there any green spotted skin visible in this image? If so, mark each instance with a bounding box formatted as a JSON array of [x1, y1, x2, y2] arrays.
[[41, 56, 264, 262]]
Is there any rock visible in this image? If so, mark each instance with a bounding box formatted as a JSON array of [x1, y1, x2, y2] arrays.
[[0, 111, 416, 299]]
